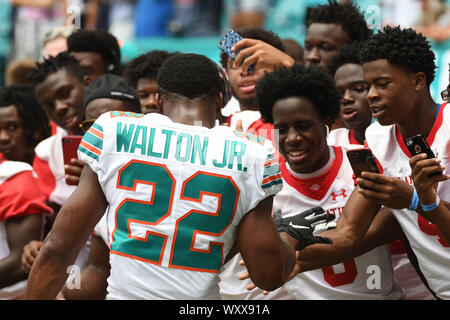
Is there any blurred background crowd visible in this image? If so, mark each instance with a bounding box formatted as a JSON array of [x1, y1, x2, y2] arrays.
[[0, 0, 450, 95]]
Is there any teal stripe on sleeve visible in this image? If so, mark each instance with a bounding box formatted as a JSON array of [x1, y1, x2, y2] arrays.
[[78, 145, 100, 161], [83, 131, 103, 151], [262, 178, 283, 189], [263, 164, 281, 178], [91, 122, 103, 132]]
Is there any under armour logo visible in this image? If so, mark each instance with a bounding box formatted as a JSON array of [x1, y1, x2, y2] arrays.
[[331, 189, 347, 201]]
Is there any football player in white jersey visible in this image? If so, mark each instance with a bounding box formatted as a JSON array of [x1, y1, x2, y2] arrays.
[[294, 26, 450, 300], [327, 42, 434, 300], [234, 64, 403, 299], [25, 53, 329, 300]]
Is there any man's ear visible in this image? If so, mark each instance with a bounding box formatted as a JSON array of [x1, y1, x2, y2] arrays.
[[156, 92, 163, 114], [413, 72, 427, 91], [83, 74, 93, 87], [216, 92, 224, 115]]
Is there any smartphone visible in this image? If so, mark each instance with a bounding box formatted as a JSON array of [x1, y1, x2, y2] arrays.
[[405, 134, 441, 177], [346, 148, 380, 179], [405, 134, 435, 159], [218, 29, 255, 74], [62, 136, 82, 185]]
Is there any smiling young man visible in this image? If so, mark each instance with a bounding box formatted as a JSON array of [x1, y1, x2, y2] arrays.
[[28, 52, 88, 210], [222, 64, 403, 300], [295, 26, 450, 300]]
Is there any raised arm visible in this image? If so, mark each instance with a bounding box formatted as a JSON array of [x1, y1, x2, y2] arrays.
[[25, 165, 108, 299], [232, 38, 295, 76], [0, 215, 43, 289]]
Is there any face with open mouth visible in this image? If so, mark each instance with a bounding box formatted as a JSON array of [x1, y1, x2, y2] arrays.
[[363, 59, 417, 126], [226, 58, 264, 108], [334, 63, 372, 132], [273, 97, 330, 174]]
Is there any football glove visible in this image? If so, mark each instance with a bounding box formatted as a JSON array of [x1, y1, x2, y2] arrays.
[[273, 207, 336, 250]]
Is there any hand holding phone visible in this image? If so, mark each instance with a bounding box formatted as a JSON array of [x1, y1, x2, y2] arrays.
[[218, 29, 255, 74], [346, 148, 380, 179], [405, 134, 442, 177], [62, 136, 82, 185]]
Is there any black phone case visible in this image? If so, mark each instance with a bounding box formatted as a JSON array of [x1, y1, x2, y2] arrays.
[[346, 149, 380, 178]]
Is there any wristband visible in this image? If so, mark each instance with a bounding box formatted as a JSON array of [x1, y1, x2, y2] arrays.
[[408, 187, 419, 211], [420, 196, 440, 212]]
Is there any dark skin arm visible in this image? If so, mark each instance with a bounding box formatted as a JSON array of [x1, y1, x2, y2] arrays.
[[297, 188, 381, 262], [241, 206, 402, 291], [25, 165, 107, 299], [295, 206, 402, 273], [232, 38, 295, 76], [60, 234, 110, 300], [0, 214, 43, 288], [409, 154, 450, 243], [235, 196, 297, 291]]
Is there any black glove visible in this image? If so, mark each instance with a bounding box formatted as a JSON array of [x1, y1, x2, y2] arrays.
[[273, 207, 336, 250]]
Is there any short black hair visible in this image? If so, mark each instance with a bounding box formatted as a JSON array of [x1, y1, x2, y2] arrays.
[[28, 51, 86, 87], [157, 53, 221, 101], [219, 26, 285, 69], [359, 25, 436, 86], [67, 29, 122, 75], [0, 85, 51, 148], [360, 26, 436, 86], [256, 64, 341, 123], [123, 50, 177, 88], [328, 41, 362, 77], [306, 0, 372, 42]]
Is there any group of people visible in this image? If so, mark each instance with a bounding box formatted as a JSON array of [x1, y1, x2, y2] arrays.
[[0, 0, 449, 301]]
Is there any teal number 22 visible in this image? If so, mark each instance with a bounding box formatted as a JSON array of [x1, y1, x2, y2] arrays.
[[111, 160, 239, 273]]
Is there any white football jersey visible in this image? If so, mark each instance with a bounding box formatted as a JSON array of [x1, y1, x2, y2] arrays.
[[327, 128, 361, 147], [78, 111, 283, 300], [275, 146, 403, 300], [365, 103, 450, 299]]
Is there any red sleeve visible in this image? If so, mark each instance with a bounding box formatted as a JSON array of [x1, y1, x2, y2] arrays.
[[0, 171, 52, 221], [32, 154, 56, 202]]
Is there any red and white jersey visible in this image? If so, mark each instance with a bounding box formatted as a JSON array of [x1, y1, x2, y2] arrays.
[[78, 111, 283, 300], [275, 146, 403, 300], [33, 128, 77, 206], [365, 103, 450, 299], [327, 128, 361, 147], [0, 159, 51, 299], [33, 129, 90, 270]]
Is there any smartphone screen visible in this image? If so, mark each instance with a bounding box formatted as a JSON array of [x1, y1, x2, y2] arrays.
[[62, 136, 82, 185], [346, 148, 380, 179]]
